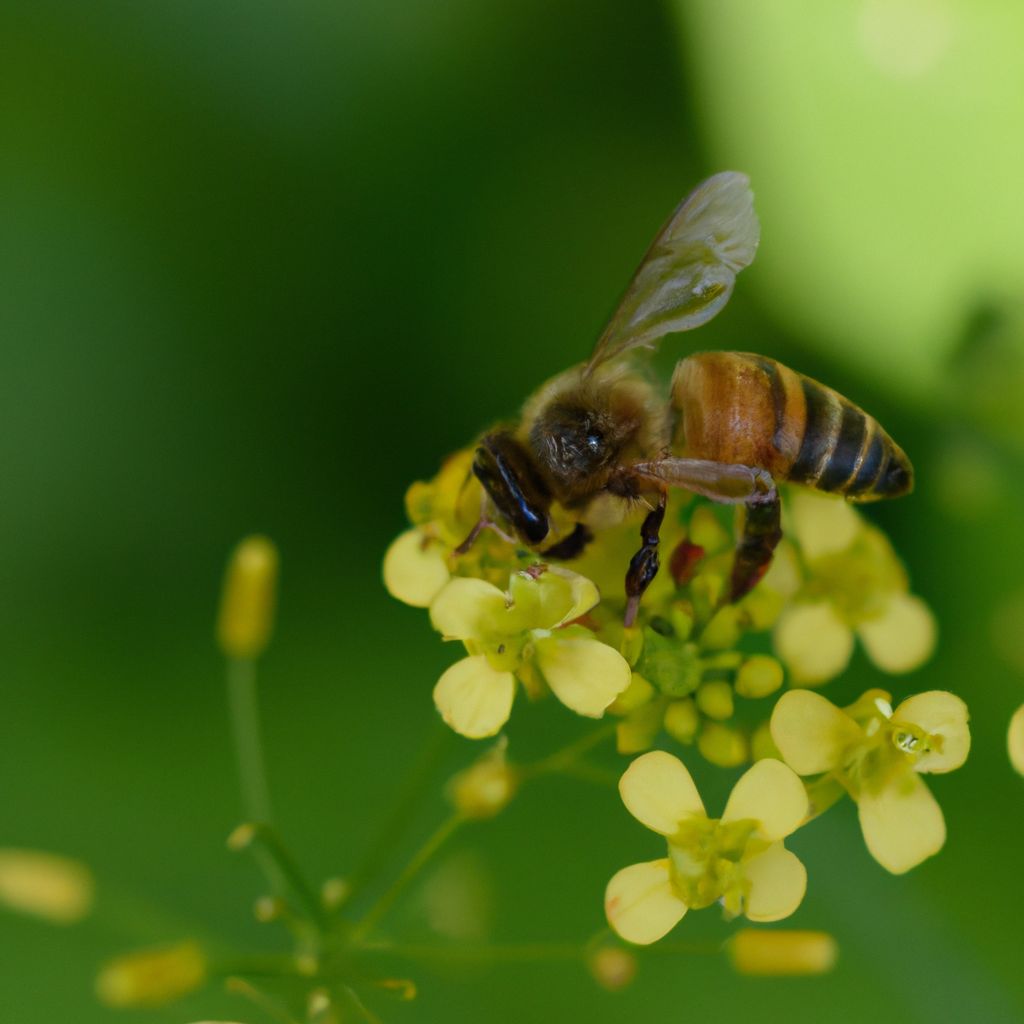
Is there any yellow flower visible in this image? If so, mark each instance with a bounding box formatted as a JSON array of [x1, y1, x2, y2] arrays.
[[772, 491, 936, 685], [430, 567, 630, 738], [605, 752, 808, 944], [0, 849, 94, 924], [770, 689, 969, 873], [385, 449, 518, 607], [1009, 704, 1024, 775]]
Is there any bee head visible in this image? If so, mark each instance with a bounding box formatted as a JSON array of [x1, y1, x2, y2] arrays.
[[529, 387, 641, 501], [472, 432, 552, 545]]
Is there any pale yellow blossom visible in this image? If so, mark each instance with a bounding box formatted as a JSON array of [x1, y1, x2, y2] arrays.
[[605, 752, 808, 944], [771, 689, 969, 873], [429, 567, 630, 738]]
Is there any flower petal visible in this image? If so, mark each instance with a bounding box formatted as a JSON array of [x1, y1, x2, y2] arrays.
[[788, 490, 862, 560], [547, 567, 601, 625], [773, 602, 854, 685], [534, 632, 631, 718], [382, 528, 450, 608], [433, 656, 516, 739], [618, 750, 705, 835], [857, 593, 937, 674], [770, 690, 863, 776], [857, 772, 945, 874], [1010, 704, 1024, 776], [429, 577, 508, 641], [604, 860, 687, 945], [722, 760, 808, 840], [893, 691, 970, 773], [743, 843, 807, 922]]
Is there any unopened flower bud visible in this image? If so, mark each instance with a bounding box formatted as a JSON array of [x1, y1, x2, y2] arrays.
[[696, 681, 734, 721], [96, 941, 207, 1008], [448, 742, 518, 820], [750, 720, 781, 762], [609, 673, 655, 715], [321, 876, 351, 909], [663, 698, 699, 744], [729, 928, 837, 976], [588, 945, 637, 991], [217, 535, 278, 659], [698, 722, 748, 767], [735, 655, 784, 699], [0, 848, 94, 924]]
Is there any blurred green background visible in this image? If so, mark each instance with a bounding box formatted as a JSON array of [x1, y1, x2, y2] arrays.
[[3, 0, 1024, 1020]]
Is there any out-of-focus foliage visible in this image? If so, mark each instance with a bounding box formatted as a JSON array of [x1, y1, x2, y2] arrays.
[[3, 1, 1024, 1022], [676, 0, 1024, 397]]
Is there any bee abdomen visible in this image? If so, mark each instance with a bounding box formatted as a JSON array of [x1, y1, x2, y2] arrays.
[[760, 360, 912, 501], [673, 353, 912, 502]]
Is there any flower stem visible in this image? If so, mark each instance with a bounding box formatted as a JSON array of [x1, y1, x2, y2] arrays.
[[351, 812, 465, 943], [227, 656, 273, 824], [522, 720, 618, 779], [358, 937, 723, 964], [230, 822, 328, 932], [341, 719, 452, 908]]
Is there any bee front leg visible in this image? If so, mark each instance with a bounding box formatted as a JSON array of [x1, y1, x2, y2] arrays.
[[542, 523, 594, 561], [624, 492, 666, 627]]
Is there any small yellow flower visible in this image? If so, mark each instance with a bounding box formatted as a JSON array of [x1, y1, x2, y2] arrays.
[[729, 928, 837, 976], [605, 752, 808, 944], [1009, 704, 1024, 775], [0, 849, 94, 924], [771, 689, 969, 873], [430, 567, 630, 738], [773, 491, 936, 685], [96, 941, 207, 1008]]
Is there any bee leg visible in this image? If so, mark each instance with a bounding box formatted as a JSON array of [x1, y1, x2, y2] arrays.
[[624, 492, 667, 627], [542, 523, 593, 561], [730, 491, 782, 602]]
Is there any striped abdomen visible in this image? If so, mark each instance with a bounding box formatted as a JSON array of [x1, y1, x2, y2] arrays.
[[671, 352, 913, 502]]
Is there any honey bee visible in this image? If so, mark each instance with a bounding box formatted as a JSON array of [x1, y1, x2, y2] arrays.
[[458, 172, 913, 624]]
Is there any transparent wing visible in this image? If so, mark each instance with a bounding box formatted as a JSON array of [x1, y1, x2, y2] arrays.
[[586, 171, 760, 373]]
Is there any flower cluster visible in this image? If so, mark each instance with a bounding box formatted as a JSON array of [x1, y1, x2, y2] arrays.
[[384, 447, 971, 952], [385, 453, 939, 762]]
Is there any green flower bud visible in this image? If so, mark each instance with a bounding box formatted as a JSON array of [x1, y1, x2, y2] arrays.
[[735, 655, 785, 699]]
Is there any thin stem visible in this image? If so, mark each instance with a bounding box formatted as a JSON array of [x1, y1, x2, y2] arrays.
[[357, 938, 724, 964], [343, 985, 385, 1024], [231, 823, 329, 932], [351, 812, 465, 942], [227, 657, 273, 824], [342, 719, 452, 908], [522, 720, 617, 779], [225, 976, 298, 1024]]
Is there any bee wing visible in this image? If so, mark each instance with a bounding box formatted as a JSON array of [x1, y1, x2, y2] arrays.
[[586, 171, 760, 373]]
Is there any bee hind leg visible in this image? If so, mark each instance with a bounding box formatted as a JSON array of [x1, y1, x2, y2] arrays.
[[729, 491, 782, 602], [624, 492, 667, 627]]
